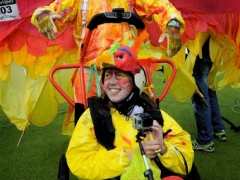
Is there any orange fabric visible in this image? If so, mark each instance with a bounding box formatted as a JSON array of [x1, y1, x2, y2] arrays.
[[72, 70, 98, 104]]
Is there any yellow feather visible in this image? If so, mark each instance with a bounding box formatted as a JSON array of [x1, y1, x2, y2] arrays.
[[0, 64, 10, 82], [2, 43, 12, 65]]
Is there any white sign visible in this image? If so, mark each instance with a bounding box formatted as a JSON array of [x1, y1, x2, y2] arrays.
[[0, 0, 20, 22]]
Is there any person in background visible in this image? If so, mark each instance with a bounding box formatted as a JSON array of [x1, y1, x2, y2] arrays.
[[65, 45, 194, 179], [191, 36, 227, 153]]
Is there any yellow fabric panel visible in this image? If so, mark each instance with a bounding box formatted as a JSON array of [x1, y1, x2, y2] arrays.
[[1, 45, 78, 129], [186, 32, 209, 57], [171, 45, 186, 68], [0, 63, 29, 130], [38, 46, 63, 64], [35, 57, 58, 77], [185, 39, 199, 57], [11, 44, 37, 66], [165, 64, 197, 102], [185, 49, 196, 74], [1, 43, 12, 66], [23, 50, 77, 127], [24, 59, 43, 79], [52, 48, 78, 65], [25, 75, 58, 126], [209, 35, 238, 89], [162, 46, 202, 102], [218, 65, 240, 89], [184, 31, 240, 91], [0, 44, 12, 81], [0, 64, 11, 82]]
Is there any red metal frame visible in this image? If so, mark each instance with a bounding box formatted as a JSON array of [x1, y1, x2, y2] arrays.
[[138, 59, 176, 102], [49, 64, 79, 107], [49, 28, 177, 108], [49, 58, 176, 108]]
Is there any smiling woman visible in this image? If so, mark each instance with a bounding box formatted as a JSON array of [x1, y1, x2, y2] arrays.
[[102, 68, 134, 103], [65, 45, 195, 180]]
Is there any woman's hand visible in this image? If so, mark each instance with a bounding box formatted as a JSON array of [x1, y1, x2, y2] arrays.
[[142, 120, 167, 159]]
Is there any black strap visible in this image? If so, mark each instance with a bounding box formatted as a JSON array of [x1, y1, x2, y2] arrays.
[[154, 146, 201, 180], [175, 147, 189, 175], [88, 97, 115, 150], [57, 154, 69, 180], [152, 129, 188, 178], [87, 97, 121, 179], [74, 103, 85, 126], [105, 177, 120, 180], [174, 148, 201, 180]]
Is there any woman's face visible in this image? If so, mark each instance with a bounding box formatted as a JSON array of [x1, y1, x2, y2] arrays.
[[103, 68, 133, 103]]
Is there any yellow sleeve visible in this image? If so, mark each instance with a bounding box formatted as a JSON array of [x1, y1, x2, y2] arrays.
[[65, 108, 130, 179], [159, 110, 194, 175], [132, 0, 185, 32], [31, 0, 80, 32]]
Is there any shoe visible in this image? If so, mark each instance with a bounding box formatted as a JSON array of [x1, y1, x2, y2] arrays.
[[214, 130, 227, 142], [192, 140, 215, 153]]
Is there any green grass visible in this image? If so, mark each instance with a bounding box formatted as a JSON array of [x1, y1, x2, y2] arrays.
[[0, 72, 240, 180]]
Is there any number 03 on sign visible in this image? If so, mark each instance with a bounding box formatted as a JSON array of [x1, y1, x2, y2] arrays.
[[0, 0, 20, 22]]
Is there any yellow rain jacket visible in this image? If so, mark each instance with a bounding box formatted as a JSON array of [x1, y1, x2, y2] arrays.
[[66, 109, 194, 179]]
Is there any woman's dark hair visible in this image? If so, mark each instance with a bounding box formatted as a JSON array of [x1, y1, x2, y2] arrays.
[[94, 91, 157, 116]]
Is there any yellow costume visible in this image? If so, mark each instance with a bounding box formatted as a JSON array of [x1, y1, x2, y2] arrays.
[[31, 0, 184, 61], [30, 0, 184, 134], [66, 109, 193, 179]]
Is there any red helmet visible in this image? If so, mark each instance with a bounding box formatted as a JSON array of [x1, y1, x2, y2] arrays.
[[101, 46, 142, 75], [100, 46, 146, 94]]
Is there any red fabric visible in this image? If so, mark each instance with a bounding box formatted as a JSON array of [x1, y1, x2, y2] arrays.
[[162, 176, 183, 180], [1, 0, 240, 55], [114, 46, 142, 75], [0, 0, 76, 56], [170, 0, 240, 42], [170, 0, 240, 13]]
